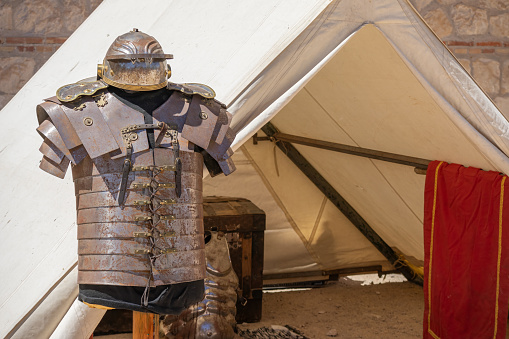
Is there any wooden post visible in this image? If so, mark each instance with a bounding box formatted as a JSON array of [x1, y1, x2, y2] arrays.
[[133, 311, 159, 339]]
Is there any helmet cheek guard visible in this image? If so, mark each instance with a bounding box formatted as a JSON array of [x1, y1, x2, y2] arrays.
[[98, 29, 173, 91]]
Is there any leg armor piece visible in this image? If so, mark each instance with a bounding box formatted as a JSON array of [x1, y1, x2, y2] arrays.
[[161, 232, 239, 339]]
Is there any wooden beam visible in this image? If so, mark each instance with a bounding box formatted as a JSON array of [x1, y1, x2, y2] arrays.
[[263, 265, 384, 282], [133, 311, 159, 339], [261, 123, 423, 285], [273, 132, 431, 169]]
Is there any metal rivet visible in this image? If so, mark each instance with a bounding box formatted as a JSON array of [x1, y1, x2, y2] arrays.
[[199, 111, 208, 120], [129, 133, 138, 141], [83, 117, 93, 126]]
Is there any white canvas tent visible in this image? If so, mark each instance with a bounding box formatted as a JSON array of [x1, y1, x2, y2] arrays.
[[1, 0, 509, 337]]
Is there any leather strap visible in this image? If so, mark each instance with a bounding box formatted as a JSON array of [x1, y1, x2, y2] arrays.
[[72, 149, 202, 178], [154, 122, 168, 147], [118, 146, 133, 206], [169, 129, 182, 197]]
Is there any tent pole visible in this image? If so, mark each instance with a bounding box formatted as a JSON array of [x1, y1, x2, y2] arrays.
[[261, 122, 423, 285], [272, 132, 431, 169]]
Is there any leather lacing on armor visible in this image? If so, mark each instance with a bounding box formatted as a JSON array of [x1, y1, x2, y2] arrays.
[[141, 164, 179, 307], [117, 121, 183, 308]]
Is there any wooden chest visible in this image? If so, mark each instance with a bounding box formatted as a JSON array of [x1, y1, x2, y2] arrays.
[[203, 196, 266, 323]]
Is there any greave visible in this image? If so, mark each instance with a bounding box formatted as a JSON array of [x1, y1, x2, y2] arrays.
[[161, 232, 239, 338]]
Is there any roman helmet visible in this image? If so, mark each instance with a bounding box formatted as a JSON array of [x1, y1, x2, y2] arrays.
[[97, 29, 173, 91]]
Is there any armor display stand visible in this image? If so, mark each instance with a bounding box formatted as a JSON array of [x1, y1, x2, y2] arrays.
[[35, 29, 236, 338], [133, 312, 159, 339]]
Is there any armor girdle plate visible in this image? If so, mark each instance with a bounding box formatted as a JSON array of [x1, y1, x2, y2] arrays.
[[74, 148, 206, 287]]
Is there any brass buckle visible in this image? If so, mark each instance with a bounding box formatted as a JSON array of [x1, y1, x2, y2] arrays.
[[160, 248, 177, 254], [160, 199, 176, 205], [132, 166, 151, 171], [159, 215, 176, 220], [121, 125, 138, 134], [159, 231, 176, 237], [134, 215, 152, 221], [134, 249, 151, 254], [133, 231, 152, 238], [159, 165, 176, 171], [131, 183, 151, 189], [158, 183, 175, 188], [133, 200, 151, 206]]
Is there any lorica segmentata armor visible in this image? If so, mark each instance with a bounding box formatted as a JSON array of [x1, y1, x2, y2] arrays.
[[36, 84, 236, 289]]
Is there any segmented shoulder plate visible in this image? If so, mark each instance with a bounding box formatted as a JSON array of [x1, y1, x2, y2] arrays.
[[167, 82, 216, 99], [56, 77, 109, 102]]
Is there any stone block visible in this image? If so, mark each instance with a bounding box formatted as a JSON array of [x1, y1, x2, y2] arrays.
[[495, 97, 509, 121], [477, 41, 502, 47], [502, 60, 509, 95], [89, 0, 104, 11], [63, 0, 87, 32], [479, 0, 509, 11], [45, 37, 67, 44], [454, 48, 468, 54], [0, 57, 36, 94], [424, 8, 453, 38], [0, 94, 14, 111], [13, 0, 63, 33], [0, 6, 13, 30], [472, 58, 500, 96], [452, 5, 488, 36], [490, 14, 509, 38], [447, 41, 474, 47], [409, 0, 433, 12], [17, 46, 35, 52], [36, 46, 55, 53], [436, 0, 457, 5]]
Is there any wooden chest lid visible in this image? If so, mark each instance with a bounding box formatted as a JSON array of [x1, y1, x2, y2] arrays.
[[203, 196, 266, 232]]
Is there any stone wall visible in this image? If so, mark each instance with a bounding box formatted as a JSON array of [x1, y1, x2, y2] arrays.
[[410, 0, 509, 117], [0, 0, 507, 116], [0, 0, 102, 109]]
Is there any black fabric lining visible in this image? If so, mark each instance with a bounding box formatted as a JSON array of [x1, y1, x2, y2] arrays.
[[194, 144, 223, 177], [109, 87, 172, 148], [79, 280, 204, 314]]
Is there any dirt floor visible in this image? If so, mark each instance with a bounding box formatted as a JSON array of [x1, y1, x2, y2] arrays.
[[96, 274, 509, 338], [238, 275, 423, 339]]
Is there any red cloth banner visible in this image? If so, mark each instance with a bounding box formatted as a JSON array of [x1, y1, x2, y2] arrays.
[[424, 161, 509, 339]]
